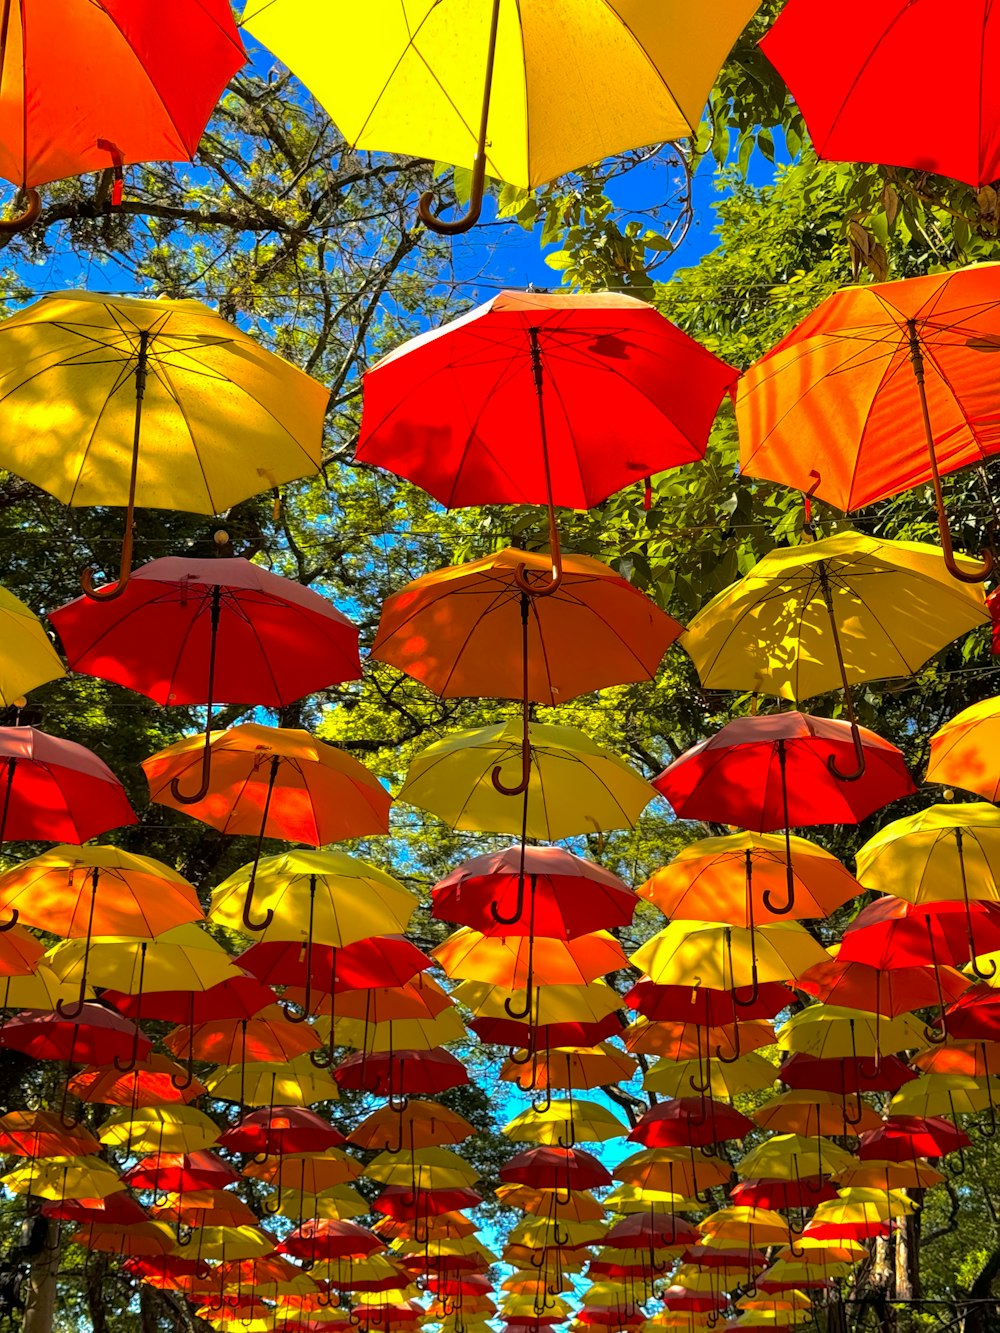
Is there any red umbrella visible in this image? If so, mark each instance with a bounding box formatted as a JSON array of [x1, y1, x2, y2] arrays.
[[625, 979, 792, 1025], [277, 1220, 384, 1262], [796, 954, 970, 1017], [858, 1116, 971, 1161], [356, 291, 737, 593], [0, 1003, 148, 1065], [660, 1288, 726, 1314], [654, 712, 915, 909], [761, 0, 1000, 188], [423, 1275, 493, 1297], [837, 897, 1000, 972], [431, 845, 635, 938], [124, 1256, 213, 1288], [43, 1195, 149, 1225], [218, 1106, 346, 1156], [469, 1013, 621, 1052], [681, 1246, 767, 1270], [730, 1178, 839, 1210], [574, 1310, 644, 1327], [334, 1048, 469, 1102], [499, 1146, 611, 1192], [123, 1151, 240, 1194], [603, 1214, 699, 1250], [51, 556, 361, 802], [780, 1053, 917, 1095], [69, 1054, 205, 1107], [940, 984, 1000, 1040], [0, 726, 135, 847], [373, 1187, 483, 1221], [238, 936, 431, 995], [628, 1098, 755, 1149]]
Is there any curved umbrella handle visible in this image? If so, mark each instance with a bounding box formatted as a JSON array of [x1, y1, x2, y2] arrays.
[[490, 870, 527, 926], [532, 1085, 553, 1114], [241, 882, 275, 933], [923, 1016, 948, 1045], [513, 542, 564, 599], [762, 838, 796, 916], [715, 1023, 741, 1065], [169, 741, 214, 806], [171, 1049, 196, 1092], [0, 908, 19, 933], [507, 1043, 533, 1066], [840, 1093, 864, 1128], [80, 535, 133, 602], [0, 188, 40, 234], [491, 722, 531, 796], [826, 719, 867, 782]]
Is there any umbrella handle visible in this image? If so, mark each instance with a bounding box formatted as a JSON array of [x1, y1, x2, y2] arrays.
[[491, 706, 532, 796], [513, 516, 564, 598], [532, 1085, 553, 1114], [923, 1016, 948, 1045], [490, 870, 528, 927], [416, 0, 499, 234], [0, 188, 40, 234], [826, 720, 867, 783], [169, 740, 214, 805], [388, 1092, 410, 1113], [551, 1220, 570, 1246], [761, 824, 796, 915], [715, 1022, 741, 1064], [171, 1049, 196, 1092], [507, 1044, 533, 1066], [841, 1094, 864, 1127]]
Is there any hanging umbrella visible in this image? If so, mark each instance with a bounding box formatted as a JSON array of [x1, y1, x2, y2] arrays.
[[436, 929, 626, 989], [0, 586, 65, 705], [46, 1195, 149, 1226], [626, 978, 793, 1026], [350, 1101, 473, 1155], [322, 1009, 467, 1054], [0, 292, 328, 596], [494, 1186, 605, 1223], [777, 1005, 928, 1068], [683, 532, 988, 779], [459, 978, 623, 1051], [858, 1116, 970, 1161], [124, 1150, 240, 1195], [0, 1110, 99, 1158], [244, 1152, 362, 1195], [150, 1192, 260, 1229], [98, 1105, 220, 1155], [796, 948, 970, 1021], [1, 1156, 124, 1200], [333, 1047, 469, 1102], [0, 725, 135, 845], [0, 0, 244, 227], [624, 1016, 774, 1062], [499, 1043, 636, 1103], [736, 264, 1000, 580], [431, 845, 634, 939], [69, 1054, 206, 1108], [372, 547, 681, 794], [205, 1055, 340, 1108], [330, 975, 452, 1024], [52, 555, 362, 800], [278, 1220, 384, 1264], [220, 1107, 346, 1157], [736, 1134, 855, 1183], [357, 290, 735, 591], [639, 831, 860, 931], [837, 895, 1000, 977], [780, 1053, 916, 1095], [0, 844, 202, 1016], [750, 1090, 881, 1138], [643, 1053, 778, 1100], [164, 1006, 322, 1064], [399, 719, 656, 838], [211, 849, 414, 985], [0, 965, 89, 1014], [761, 1, 1000, 187], [927, 697, 1000, 800], [238, 934, 430, 1014], [0, 926, 43, 974], [803, 1189, 916, 1242], [503, 1101, 625, 1147], [628, 1098, 755, 1149], [654, 712, 915, 908], [0, 1003, 148, 1066], [148, 729, 392, 931]]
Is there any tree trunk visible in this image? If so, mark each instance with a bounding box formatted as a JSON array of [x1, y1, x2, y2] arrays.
[[21, 1225, 60, 1333], [84, 1252, 109, 1333], [961, 1241, 1000, 1333], [864, 1234, 896, 1333]]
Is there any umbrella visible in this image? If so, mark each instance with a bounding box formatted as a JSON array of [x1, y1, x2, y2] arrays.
[[643, 1054, 778, 1100], [372, 547, 680, 793], [220, 1107, 346, 1157], [460, 978, 623, 1052], [761, 1, 1000, 187], [98, 1105, 220, 1155], [626, 978, 793, 1025], [654, 711, 915, 909], [334, 1047, 469, 1103], [399, 719, 656, 838], [795, 949, 970, 1029], [0, 725, 135, 846], [0, 1003, 148, 1067], [124, 1150, 240, 1195], [750, 1090, 881, 1138], [0, 1110, 99, 1158], [858, 1116, 970, 1161], [735, 264, 1000, 580], [835, 888, 1000, 977], [436, 928, 625, 989], [431, 845, 634, 938], [780, 1053, 916, 1096], [683, 531, 988, 779], [638, 832, 860, 933], [0, 966, 83, 1015], [322, 1010, 467, 1054], [0, 0, 244, 226], [164, 1006, 322, 1064], [358, 290, 735, 594], [736, 1134, 855, 1182], [46, 1195, 149, 1226], [623, 1016, 773, 1063], [239, 934, 430, 1015], [52, 555, 362, 799], [927, 697, 1000, 801], [148, 729, 392, 930], [278, 1220, 384, 1264], [0, 586, 65, 707], [349, 1102, 473, 1155], [2, 1156, 124, 1200], [628, 1098, 754, 1149], [69, 1054, 205, 1107], [777, 1005, 928, 1071], [503, 1100, 625, 1147], [0, 845, 202, 1014], [329, 975, 452, 1024], [0, 291, 328, 596], [243, 2, 758, 227], [205, 1056, 340, 1108], [499, 1044, 636, 1109], [211, 850, 415, 1009]]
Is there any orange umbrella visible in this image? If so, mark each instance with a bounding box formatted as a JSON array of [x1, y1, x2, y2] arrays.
[[736, 265, 1000, 581], [69, 1054, 206, 1107], [349, 1100, 474, 1154], [150, 1191, 260, 1229], [163, 1006, 321, 1064], [750, 1089, 882, 1137], [622, 1017, 774, 1062], [0, 925, 43, 974], [0, 1110, 100, 1157], [331, 976, 453, 1023], [912, 1041, 1000, 1077], [500, 1043, 637, 1113], [144, 724, 391, 930], [433, 928, 626, 989]]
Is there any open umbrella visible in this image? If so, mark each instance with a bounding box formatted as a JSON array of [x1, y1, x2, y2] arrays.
[[683, 531, 988, 778], [357, 291, 735, 588], [0, 726, 135, 846], [0, 292, 328, 597], [0, 0, 244, 227], [736, 264, 1000, 580], [52, 555, 361, 800]]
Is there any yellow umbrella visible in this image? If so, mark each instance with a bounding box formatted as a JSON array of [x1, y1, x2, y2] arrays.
[[735, 1134, 855, 1181], [177, 1226, 276, 1262], [241, 0, 758, 230], [927, 698, 1000, 801], [602, 1184, 699, 1213], [398, 719, 656, 839], [267, 1184, 367, 1221], [0, 291, 327, 595], [888, 1073, 991, 1118], [1, 1156, 123, 1200], [773, 1239, 867, 1265], [205, 1055, 339, 1107], [45, 923, 242, 1003], [683, 532, 988, 779], [0, 965, 92, 1012], [807, 1188, 917, 1230], [644, 1055, 777, 1100], [98, 1105, 220, 1154], [699, 1208, 789, 1247], [730, 1314, 810, 1329], [321, 1009, 467, 1051], [364, 1148, 479, 1190], [0, 585, 65, 702], [777, 1005, 928, 1058], [508, 1216, 606, 1249], [631, 920, 828, 991], [210, 848, 414, 980], [502, 1100, 626, 1145], [455, 978, 622, 1025]]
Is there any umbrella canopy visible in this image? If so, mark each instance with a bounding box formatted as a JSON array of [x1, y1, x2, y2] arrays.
[[69, 1054, 206, 1107], [430, 845, 635, 940], [349, 1102, 473, 1153], [632, 920, 829, 990], [927, 697, 1000, 801], [399, 720, 657, 838], [503, 1101, 626, 1146], [45, 924, 243, 996], [655, 711, 915, 830], [436, 929, 626, 988], [855, 802, 1000, 904], [499, 1043, 636, 1092], [333, 1047, 469, 1097], [836, 895, 1000, 972], [643, 1054, 778, 1099], [750, 1090, 881, 1138], [124, 1150, 240, 1194], [777, 1005, 928, 1058], [51, 555, 361, 706], [0, 726, 135, 843], [736, 1134, 855, 1181], [2, 1156, 124, 1200], [165, 1007, 322, 1063], [796, 950, 970, 1016], [0, 291, 328, 595], [735, 265, 1000, 579], [220, 1107, 347, 1157], [683, 531, 988, 701], [98, 1105, 220, 1155], [0, 1003, 149, 1065], [206, 1056, 340, 1108], [629, 1098, 755, 1149], [761, 1, 1000, 187], [0, 1, 244, 194]]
